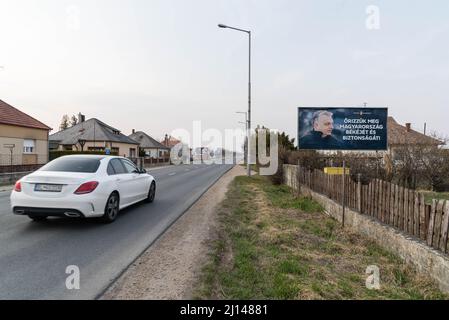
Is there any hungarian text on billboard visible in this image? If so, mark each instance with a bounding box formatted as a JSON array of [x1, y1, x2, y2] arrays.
[[297, 107, 388, 150]]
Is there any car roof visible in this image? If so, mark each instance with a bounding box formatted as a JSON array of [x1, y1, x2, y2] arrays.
[[59, 154, 106, 160]]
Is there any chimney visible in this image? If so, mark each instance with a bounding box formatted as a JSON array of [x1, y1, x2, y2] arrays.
[[132, 129, 135, 134], [78, 112, 85, 123], [405, 123, 411, 132]]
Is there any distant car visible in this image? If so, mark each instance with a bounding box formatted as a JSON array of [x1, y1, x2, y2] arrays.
[[10, 155, 156, 223]]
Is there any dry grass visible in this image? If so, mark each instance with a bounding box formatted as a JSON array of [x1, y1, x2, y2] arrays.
[[194, 175, 448, 300]]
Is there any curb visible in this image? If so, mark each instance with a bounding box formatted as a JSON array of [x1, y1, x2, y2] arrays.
[[0, 186, 13, 193]]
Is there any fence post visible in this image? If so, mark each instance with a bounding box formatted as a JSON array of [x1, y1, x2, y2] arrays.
[[427, 199, 437, 246], [357, 173, 362, 213]]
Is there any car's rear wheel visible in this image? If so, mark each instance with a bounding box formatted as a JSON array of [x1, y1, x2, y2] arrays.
[[29, 215, 47, 222], [102, 193, 120, 223], [146, 181, 156, 203]]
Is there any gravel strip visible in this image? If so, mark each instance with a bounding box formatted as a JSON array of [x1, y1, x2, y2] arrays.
[[101, 165, 246, 299]]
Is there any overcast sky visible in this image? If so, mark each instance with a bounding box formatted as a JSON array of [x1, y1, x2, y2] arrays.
[[1, 0, 448, 145]]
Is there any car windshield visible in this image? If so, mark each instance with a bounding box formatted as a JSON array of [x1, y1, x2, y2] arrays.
[[39, 157, 102, 173]]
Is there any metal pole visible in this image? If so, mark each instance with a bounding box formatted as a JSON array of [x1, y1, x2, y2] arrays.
[[247, 31, 251, 177], [10, 148, 13, 184], [245, 112, 248, 166], [357, 173, 362, 213], [218, 24, 251, 175], [342, 159, 346, 227], [297, 159, 301, 196]]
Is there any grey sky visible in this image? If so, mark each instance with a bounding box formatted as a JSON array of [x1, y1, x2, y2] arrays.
[[1, 0, 448, 145]]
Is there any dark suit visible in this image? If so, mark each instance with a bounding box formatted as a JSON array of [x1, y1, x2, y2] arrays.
[[300, 130, 343, 149]]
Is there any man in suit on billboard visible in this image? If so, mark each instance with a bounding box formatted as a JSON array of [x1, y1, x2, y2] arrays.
[[300, 110, 343, 149]]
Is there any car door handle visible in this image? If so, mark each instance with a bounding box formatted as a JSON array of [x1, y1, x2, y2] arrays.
[[115, 178, 122, 182]]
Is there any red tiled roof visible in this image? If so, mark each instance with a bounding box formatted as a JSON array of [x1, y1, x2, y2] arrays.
[[160, 136, 182, 148], [388, 117, 442, 146], [0, 99, 52, 130]]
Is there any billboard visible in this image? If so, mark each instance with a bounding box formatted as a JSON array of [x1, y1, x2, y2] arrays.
[[297, 107, 388, 150]]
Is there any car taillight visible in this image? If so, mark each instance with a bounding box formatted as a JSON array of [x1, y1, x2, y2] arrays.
[[74, 181, 99, 195], [14, 181, 22, 192]]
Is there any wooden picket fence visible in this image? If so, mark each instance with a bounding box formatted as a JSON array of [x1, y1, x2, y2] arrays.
[[291, 165, 449, 255]]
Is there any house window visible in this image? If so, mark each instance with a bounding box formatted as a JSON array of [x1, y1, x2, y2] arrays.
[[23, 139, 35, 153]]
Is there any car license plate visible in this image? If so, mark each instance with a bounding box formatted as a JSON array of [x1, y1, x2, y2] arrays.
[[34, 184, 63, 192]]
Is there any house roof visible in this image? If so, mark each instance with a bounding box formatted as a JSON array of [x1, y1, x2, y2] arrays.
[[49, 118, 139, 145], [0, 99, 52, 130], [129, 131, 170, 150], [161, 135, 182, 148], [388, 117, 443, 146]]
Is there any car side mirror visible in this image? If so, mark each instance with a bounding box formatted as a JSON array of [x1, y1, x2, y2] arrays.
[[140, 169, 147, 174]]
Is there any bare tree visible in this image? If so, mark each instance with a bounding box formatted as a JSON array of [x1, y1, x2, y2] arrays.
[[70, 115, 78, 127], [416, 133, 449, 191], [389, 132, 449, 190]]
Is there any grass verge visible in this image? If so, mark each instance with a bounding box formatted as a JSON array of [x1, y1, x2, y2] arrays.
[[421, 191, 449, 205], [194, 175, 448, 300]]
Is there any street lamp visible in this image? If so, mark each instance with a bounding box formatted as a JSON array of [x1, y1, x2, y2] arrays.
[[219, 23, 252, 177], [236, 111, 248, 165]]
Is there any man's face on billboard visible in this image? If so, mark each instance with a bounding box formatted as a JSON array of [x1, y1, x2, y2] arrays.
[[314, 114, 334, 137]]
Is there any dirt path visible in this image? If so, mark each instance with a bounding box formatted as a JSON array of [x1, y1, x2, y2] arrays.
[[101, 165, 246, 300]]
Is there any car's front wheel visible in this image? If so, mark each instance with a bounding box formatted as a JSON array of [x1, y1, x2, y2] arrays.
[[101, 193, 120, 223], [29, 215, 47, 222], [146, 181, 156, 203]]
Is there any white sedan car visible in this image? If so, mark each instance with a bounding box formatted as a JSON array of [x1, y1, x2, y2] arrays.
[[10, 155, 156, 223]]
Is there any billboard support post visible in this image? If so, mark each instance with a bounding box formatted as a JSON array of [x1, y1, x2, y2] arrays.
[[342, 159, 346, 228], [296, 159, 301, 196], [357, 173, 362, 213]]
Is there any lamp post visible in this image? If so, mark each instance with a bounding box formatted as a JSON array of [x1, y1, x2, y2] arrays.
[[219, 23, 252, 176], [236, 111, 248, 165]]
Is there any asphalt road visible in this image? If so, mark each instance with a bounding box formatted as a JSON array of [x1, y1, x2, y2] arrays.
[[0, 163, 233, 299]]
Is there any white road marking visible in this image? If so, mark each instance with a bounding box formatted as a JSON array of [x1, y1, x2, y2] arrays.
[[168, 172, 176, 176]]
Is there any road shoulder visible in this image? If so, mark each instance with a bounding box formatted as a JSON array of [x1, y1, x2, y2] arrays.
[[101, 165, 245, 299]]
